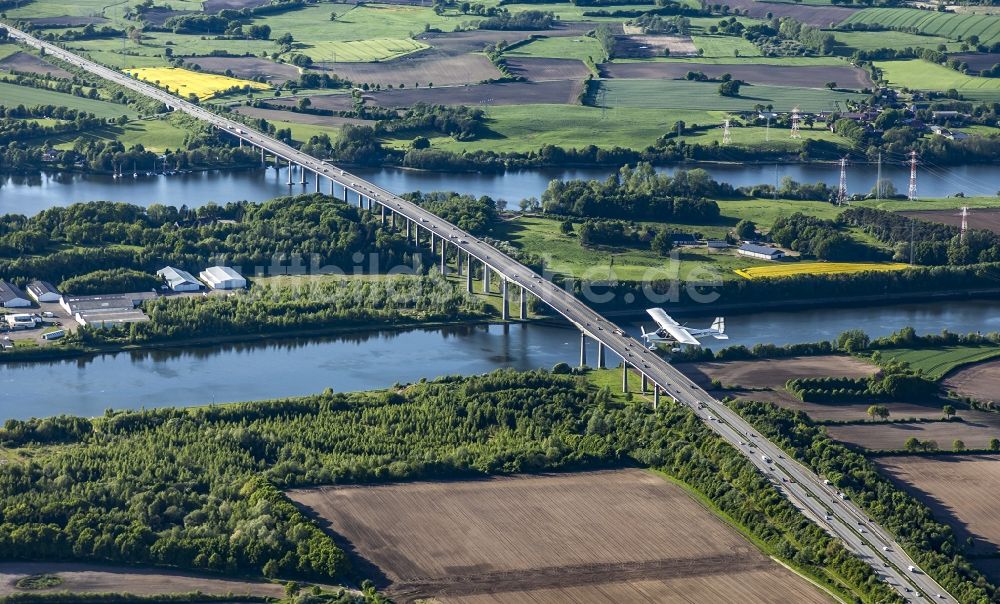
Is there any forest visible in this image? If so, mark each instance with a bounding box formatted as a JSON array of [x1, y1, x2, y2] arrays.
[[842, 207, 1000, 265], [0, 369, 906, 602], [0, 194, 416, 285], [540, 163, 726, 220]]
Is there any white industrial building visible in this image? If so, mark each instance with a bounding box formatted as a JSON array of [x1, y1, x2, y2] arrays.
[[199, 266, 247, 290], [5, 313, 39, 329], [157, 266, 201, 292], [26, 280, 60, 303], [0, 281, 31, 308], [738, 244, 785, 261], [61, 292, 155, 328]]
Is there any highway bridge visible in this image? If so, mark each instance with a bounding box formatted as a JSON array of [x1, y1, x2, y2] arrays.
[[3, 23, 956, 603]]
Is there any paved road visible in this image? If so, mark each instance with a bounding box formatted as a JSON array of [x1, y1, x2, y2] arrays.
[[4, 24, 956, 603]]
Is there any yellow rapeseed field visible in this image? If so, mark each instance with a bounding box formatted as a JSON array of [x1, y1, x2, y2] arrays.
[[735, 262, 911, 279], [125, 67, 270, 100]]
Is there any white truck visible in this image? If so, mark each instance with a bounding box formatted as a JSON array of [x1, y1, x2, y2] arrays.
[[761, 454, 773, 464]]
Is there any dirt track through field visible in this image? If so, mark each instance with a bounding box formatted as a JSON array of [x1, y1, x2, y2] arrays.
[[0, 562, 285, 598], [600, 62, 873, 89], [288, 469, 831, 603], [945, 358, 1000, 404]]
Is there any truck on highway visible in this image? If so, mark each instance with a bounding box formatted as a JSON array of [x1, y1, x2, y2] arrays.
[[761, 454, 772, 464]]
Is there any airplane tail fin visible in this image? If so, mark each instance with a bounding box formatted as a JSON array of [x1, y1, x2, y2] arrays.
[[711, 317, 729, 340]]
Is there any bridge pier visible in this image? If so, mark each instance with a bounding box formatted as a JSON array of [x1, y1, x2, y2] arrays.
[[483, 261, 490, 293], [641, 373, 648, 393], [300, 165, 306, 185], [519, 285, 527, 319], [405, 218, 411, 240], [579, 332, 587, 367], [343, 186, 349, 204], [501, 280, 509, 320], [456, 248, 463, 275], [286, 160, 292, 185], [380, 204, 386, 223], [653, 386, 660, 410], [330, 177, 335, 196], [622, 361, 629, 392], [314, 172, 320, 193], [260, 147, 265, 166], [440, 240, 447, 274], [466, 255, 473, 293], [391, 210, 396, 228], [597, 341, 605, 369]]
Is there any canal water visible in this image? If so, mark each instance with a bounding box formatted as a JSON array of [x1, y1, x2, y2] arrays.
[[2, 161, 998, 216], [3, 298, 999, 420]]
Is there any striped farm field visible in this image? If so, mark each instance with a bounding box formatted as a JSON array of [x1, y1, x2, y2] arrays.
[[735, 262, 911, 279], [125, 67, 269, 100], [840, 8, 1000, 45], [302, 38, 428, 62]]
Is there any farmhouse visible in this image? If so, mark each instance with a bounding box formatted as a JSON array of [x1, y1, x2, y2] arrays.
[[26, 280, 60, 303], [199, 266, 246, 290], [0, 281, 31, 308], [157, 266, 201, 292], [738, 244, 785, 261]]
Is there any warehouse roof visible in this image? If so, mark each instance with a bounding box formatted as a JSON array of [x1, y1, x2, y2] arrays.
[[26, 280, 59, 297], [157, 266, 200, 289], [201, 266, 243, 282], [739, 243, 784, 256], [63, 292, 155, 313], [0, 280, 29, 304]]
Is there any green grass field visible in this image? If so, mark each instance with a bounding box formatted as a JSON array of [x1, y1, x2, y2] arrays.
[[840, 8, 1000, 46], [259, 3, 468, 46], [854, 196, 1000, 212], [385, 105, 718, 153], [505, 35, 605, 62], [831, 30, 956, 54], [690, 35, 762, 58], [46, 117, 191, 153], [0, 44, 18, 62], [676, 123, 848, 152], [879, 345, 1000, 380], [0, 81, 135, 118], [591, 79, 867, 112], [876, 59, 1000, 101]]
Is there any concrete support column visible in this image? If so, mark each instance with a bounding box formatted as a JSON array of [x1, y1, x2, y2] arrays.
[[653, 387, 660, 410], [343, 186, 349, 203], [300, 165, 305, 185], [239, 138, 242, 148], [457, 249, 463, 275], [260, 147, 265, 166], [483, 262, 491, 293], [314, 172, 320, 193], [286, 160, 292, 185], [622, 361, 629, 392], [597, 342, 605, 369], [391, 211, 397, 228], [380, 204, 386, 223], [330, 177, 335, 196], [519, 285, 527, 319], [501, 280, 509, 320], [405, 218, 411, 240], [641, 373, 648, 393], [466, 255, 473, 293], [579, 332, 587, 367], [440, 240, 447, 274]]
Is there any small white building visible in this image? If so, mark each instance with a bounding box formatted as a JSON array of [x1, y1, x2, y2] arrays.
[[0, 281, 31, 308], [738, 243, 785, 261], [199, 266, 247, 290], [5, 313, 39, 329], [157, 266, 201, 292], [26, 280, 61, 303]]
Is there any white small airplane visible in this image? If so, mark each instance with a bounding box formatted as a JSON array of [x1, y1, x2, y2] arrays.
[[641, 308, 728, 350]]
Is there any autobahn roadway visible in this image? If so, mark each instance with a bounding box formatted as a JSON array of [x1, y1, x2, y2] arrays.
[[4, 23, 957, 603]]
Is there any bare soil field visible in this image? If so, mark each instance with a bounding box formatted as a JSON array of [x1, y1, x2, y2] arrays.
[[600, 62, 873, 89], [288, 469, 830, 603], [877, 455, 1000, 564], [234, 106, 373, 127], [945, 358, 1000, 405], [269, 93, 356, 112], [321, 54, 500, 88], [615, 35, 698, 58], [717, 0, 857, 26], [679, 355, 877, 390], [363, 79, 582, 108], [185, 56, 300, 84], [902, 208, 1000, 235], [0, 52, 72, 78], [203, 0, 270, 11], [950, 52, 1000, 72], [0, 562, 285, 598], [505, 57, 590, 81], [139, 7, 193, 27], [827, 412, 1000, 450], [722, 387, 945, 422]]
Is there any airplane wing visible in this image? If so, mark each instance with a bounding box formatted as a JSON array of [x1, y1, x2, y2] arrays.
[[646, 308, 700, 345]]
